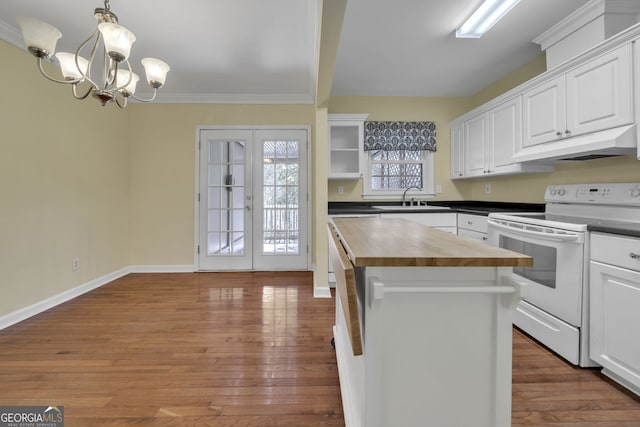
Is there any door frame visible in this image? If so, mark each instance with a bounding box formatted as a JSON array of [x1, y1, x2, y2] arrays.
[[194, 125, 312, 271]]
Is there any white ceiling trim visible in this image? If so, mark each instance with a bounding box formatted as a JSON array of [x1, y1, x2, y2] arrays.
[[151, 92, 315, 105], [0, 18, 25, 50]]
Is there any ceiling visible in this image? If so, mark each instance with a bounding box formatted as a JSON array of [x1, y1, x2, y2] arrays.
[[0, 0, 590, 104]]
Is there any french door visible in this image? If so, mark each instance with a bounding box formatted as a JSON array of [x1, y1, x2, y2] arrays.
[[197, 128, 309, 271]]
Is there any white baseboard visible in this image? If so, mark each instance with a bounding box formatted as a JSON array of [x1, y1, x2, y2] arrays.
[[129, 265, 195, 273], [0, 267, 130, 331]]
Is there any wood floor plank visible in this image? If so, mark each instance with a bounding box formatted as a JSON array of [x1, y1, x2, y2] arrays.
[[0, 272, 638, 426]]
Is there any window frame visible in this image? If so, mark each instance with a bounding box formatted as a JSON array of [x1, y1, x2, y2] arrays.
[[362, 149, 435, 199]]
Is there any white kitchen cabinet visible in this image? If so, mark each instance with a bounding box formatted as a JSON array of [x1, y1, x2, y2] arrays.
[[457, 213, 488, 243], [522, 75, 567, 147], [454, 97, 553, 179], [522, 44, 633, 148], [464, 112, 489, 177], [450, 122, 464, 179], [489, 97, 524, 173], [328, 114, 369, 179], [380, 212, 457, 234], [634, 37, 640, 160], [590, 232, 640, 396]]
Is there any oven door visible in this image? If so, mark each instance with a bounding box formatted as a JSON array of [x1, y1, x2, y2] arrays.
[[487, 219, 585, 327]]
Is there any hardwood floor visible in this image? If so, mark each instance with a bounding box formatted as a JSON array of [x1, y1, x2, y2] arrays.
[[0, 272, 638, 426]]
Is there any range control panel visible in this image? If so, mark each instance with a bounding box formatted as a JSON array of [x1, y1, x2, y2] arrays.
[[545, 183, 640, 205]]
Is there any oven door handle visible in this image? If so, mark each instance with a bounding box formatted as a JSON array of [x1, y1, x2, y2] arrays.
[[487, 219, 581, 242]]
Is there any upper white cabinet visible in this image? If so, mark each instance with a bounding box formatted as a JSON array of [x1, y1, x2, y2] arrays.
[[328, 114, 368, 180], [522, 44, 633, 148], [464, 112, 489, 176], [635, 37, 640, 160], [490, 97, 523, 171], [450, 122, 464, 179], [453, 96, 553, 179], [522, 76, 567, 147]]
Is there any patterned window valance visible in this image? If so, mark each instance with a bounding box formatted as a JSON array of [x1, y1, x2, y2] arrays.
[[364, 121, 436, 151]]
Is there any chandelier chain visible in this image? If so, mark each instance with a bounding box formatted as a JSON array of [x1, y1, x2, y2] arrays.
[[104, 0, 110, 11]]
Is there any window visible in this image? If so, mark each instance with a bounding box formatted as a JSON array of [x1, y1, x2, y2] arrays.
[[362, 121, 436, 199], [363, 149, 434, 198]]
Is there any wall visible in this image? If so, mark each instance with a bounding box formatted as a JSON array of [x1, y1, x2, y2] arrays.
[[469, 54, 547, 109], [327, 96, 472, 201], [0, 41, 131, 320], [127, 103, 318, 268]]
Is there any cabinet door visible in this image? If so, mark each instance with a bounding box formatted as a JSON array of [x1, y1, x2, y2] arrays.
[[464, 113, 489, 177], [522, 75, 566, 147], [590, 260, 640, 392], [566, 44, 633, 137], [328, 114, 368, 180], [450, 122, 465, 179], [489, 97, 522, 173]]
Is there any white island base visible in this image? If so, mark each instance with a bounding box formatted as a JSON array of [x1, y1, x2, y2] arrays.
[[333, 266, 525, 427]]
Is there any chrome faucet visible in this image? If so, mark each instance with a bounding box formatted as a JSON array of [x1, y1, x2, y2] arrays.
[[402, 186, 422, 206]]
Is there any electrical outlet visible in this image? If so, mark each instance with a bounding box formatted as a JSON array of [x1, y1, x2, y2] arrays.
[[485, 184, 491, 194], [337, 185, 344, 195], [436, 184, 442, 194], [72, 258, 80, 271]]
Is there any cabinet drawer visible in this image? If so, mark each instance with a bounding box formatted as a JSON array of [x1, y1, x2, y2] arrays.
[[458, 228, 488, 242], [591, 232, 640, 271], [457, 213, 488, 233]]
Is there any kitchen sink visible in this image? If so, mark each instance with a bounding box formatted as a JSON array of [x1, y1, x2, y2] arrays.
[[372, 205, 450, 211]]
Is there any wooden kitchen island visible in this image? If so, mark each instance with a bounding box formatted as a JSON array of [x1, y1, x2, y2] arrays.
[[328, 217, 532, 427]]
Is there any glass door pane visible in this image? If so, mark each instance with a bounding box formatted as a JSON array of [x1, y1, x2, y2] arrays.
[[253, 129, 308, 270], [262, 139, 300, 255], [207, 139, 246, 255], [198, 130, 252, 270]]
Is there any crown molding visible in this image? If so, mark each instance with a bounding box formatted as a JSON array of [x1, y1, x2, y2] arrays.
[[150, 92, 315, 105], [533, 0, 640, 50], [0, 18, 24, 50]]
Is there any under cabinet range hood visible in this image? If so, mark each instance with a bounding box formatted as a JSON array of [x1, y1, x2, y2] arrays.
[[511, 124, 637, 163]]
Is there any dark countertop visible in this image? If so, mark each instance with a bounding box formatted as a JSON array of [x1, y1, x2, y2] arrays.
[[328, 201, 545, 216], [588, 221, 640, 239], [328, 201, 640, 239]]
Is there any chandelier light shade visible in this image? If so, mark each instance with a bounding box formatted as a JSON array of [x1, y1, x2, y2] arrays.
[[56, 52, 89, 80], [142, 58, 171, 88], [16, 16, 62, 58], [97, 22, 135, 62], [16, 0, 169, 108], [115, 70, 139, 96]]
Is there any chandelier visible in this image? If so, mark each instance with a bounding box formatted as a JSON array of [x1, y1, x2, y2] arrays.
[[17, 0, 170, 108]]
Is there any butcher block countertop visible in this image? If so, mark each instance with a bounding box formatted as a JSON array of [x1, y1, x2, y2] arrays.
[[330, 217, 532, 267]]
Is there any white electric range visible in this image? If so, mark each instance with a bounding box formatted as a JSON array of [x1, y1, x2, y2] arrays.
[[487, 183, 640, 366]]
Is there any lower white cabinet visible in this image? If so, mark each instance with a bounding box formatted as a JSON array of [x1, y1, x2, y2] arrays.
[[380, 212, 457, 234], [457, 213, 488, 243], [590, 232, 640, 396]]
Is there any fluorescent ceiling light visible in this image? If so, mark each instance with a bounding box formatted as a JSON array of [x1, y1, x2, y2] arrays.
[[456, 0, 521, 38]]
